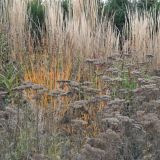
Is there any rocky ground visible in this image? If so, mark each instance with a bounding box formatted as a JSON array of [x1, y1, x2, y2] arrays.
[[74, 73, 160, 160]]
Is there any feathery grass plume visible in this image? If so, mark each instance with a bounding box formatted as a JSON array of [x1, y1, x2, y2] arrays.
[[123, 9, 160, 68], [7, 0, 28, 60]]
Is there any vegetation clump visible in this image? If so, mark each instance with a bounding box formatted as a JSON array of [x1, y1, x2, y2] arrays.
[[1, 0, 160, 159]]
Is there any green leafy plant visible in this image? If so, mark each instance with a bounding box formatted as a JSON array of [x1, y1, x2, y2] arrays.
[[121, 70, 137, 90], [0, 62, 21, 92]]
